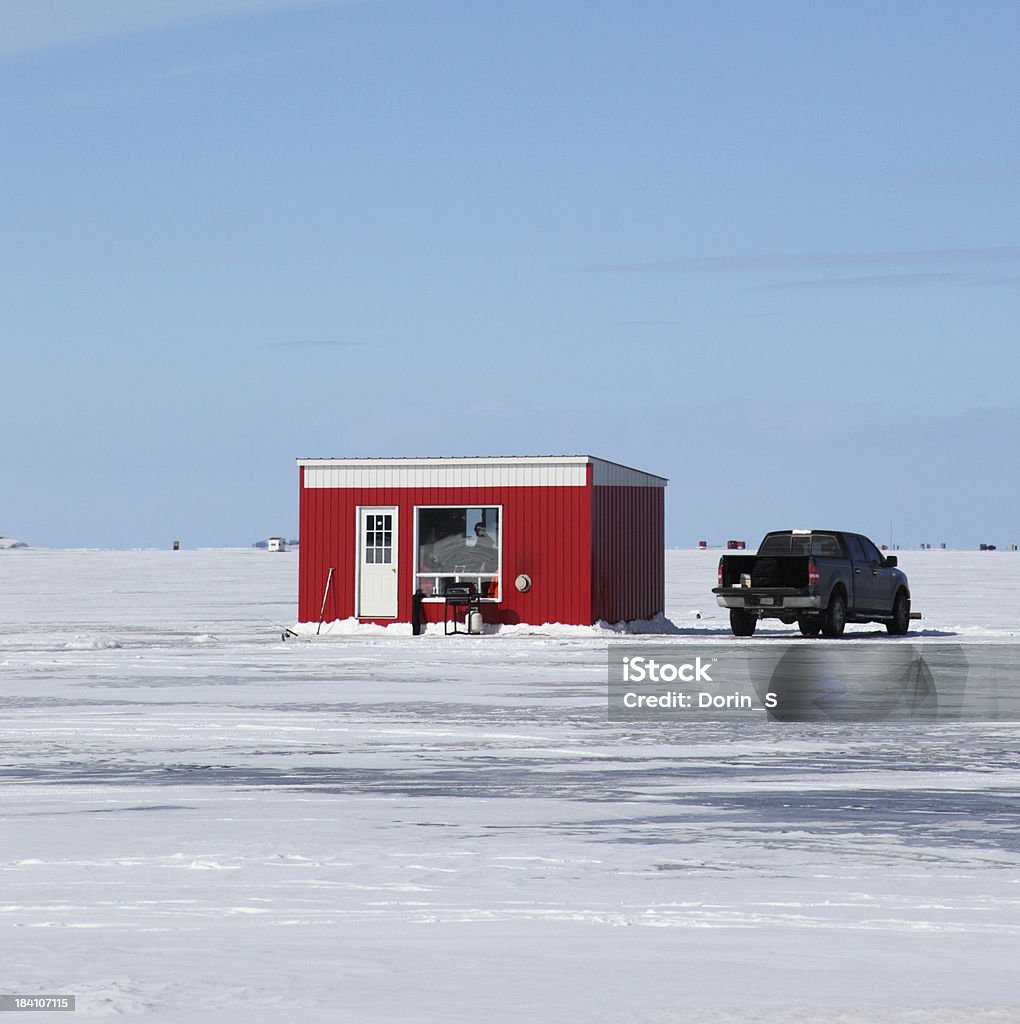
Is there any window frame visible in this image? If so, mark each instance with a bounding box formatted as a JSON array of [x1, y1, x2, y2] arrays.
[[413, 504, 504, 602]]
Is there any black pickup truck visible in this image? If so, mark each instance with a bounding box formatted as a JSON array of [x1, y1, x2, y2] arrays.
[[713, 530, 912, 638]]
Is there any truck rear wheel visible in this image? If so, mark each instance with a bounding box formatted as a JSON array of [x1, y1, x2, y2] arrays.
[[729, 609, 757, 637], [887, 590, 910, 635], [798, 617, 821, 637], [821, 591, 847, 638]]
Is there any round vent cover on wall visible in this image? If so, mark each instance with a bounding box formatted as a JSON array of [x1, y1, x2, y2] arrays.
[[514, 574, 532, 593]]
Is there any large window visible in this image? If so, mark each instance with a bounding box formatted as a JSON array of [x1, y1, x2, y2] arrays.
[[416, 506, 501, 599]]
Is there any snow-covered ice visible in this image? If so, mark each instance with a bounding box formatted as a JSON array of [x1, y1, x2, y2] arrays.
[[1, 547, 1019, 1022]]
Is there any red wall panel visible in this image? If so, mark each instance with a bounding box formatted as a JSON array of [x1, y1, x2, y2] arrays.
[[590, 486, 665, 624], [298, 483, 595, 626]]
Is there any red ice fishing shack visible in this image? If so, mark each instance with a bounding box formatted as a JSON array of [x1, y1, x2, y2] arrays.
[[296, 456, 667, 628]]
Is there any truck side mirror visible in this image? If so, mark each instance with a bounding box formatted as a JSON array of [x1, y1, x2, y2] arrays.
[[883, 555, 897, 568]]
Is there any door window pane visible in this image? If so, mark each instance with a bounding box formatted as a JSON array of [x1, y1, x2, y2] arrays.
[[364, 513, 396, 565]]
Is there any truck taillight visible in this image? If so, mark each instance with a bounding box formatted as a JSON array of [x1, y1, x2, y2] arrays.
[[808, 559, 819, 585], [718, 559, 724, 587]]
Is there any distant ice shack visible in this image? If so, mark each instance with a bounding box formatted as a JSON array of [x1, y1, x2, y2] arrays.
[[296, 456, 667, 628]]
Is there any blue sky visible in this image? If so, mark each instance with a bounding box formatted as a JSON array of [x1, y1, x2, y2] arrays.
[[2, 0, 1018, 549]]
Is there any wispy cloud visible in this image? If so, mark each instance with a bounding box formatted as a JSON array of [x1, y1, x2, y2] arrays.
[[157, 47, 300, 80], [769, 271, 1020, 290], [55, 42, 325, 109], [107, 251, 272, 274], [612, 319, 681, 327], [595, 246, 1020, 276], [901, 165, 1020, 185], [0, 0, 365, 60], [263, 340, 368, 349]]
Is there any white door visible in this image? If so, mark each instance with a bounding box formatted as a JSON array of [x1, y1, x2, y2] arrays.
[[357, 508, 398, 618]]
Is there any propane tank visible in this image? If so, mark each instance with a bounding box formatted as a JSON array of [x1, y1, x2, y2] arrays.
[[467, 608, 483, 635]]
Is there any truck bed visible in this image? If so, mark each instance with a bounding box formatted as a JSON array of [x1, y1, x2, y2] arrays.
[[717, 554, 811, 590]]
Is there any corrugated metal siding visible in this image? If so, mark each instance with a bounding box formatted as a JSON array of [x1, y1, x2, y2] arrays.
[[298, 469, 361, 625], [302, 462, 588, 490], [298, 484, 593, 626], [590, 459, 668, 489], [590, 486, 665, 624]]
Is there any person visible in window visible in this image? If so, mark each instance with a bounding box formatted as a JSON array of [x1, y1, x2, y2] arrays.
[[473, 522, 496, 571]]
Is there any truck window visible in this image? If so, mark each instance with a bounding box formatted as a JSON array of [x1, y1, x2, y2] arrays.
[[845, 535, 868, 562], [758, 534, 792, 556], [759, 532, 843, 557], [859, 536, 883, 563], [810, 534, 843, 557]]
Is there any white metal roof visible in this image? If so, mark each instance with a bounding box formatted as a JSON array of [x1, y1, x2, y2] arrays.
[[297, 456, 667, 490]]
